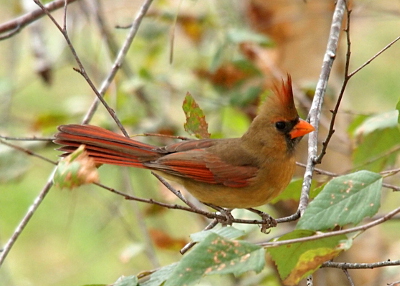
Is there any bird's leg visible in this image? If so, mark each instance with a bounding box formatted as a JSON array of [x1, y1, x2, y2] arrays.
[[246, 208, 277, 233], [204, 203, 234, 226]]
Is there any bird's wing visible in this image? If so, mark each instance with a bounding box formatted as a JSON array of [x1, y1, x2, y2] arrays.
[[145, 149, 258, 188]]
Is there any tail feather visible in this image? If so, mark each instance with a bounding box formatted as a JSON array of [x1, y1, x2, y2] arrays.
[[54, 125, 163, 167]]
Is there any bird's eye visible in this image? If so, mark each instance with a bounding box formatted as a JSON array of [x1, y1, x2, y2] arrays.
[[275, 121, 286, 130]]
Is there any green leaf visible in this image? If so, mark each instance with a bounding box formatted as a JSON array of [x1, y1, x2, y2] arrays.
[[268, 230, 351, 285], [164, 233, 265, 286], [113, 275, 138, 286], [347, 114, 369, 138], [352, 111, 400, 171], [190, 226, 246, 242], [139, 263, 177, 286], [182, 92, 210, 139], [354, 110, 398, 135], [297, 171, 382, 231], [270, 178, 318, 204]]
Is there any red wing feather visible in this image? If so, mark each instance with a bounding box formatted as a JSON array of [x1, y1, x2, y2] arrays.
[[146, 149, 258, 187]]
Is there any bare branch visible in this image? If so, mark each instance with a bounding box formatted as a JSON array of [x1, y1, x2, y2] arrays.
[[315, 4, 352, 164], [342, 269, 355, 286], [82, 0, 154, 127], [300, 0, 347, 215], [297, 162, 400, 191], [259, 205, 400, 248], [322, 259, 400, 269], [349, 35, 400, 78], [33, 0, 129, 137], [0, 0, 78, 40], [0, 139, 57, 165]]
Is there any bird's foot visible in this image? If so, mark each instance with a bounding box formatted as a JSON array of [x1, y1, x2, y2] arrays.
[[246, 208, 277, 233], [218, 208, 234, 226], [204, 203, 234, 226]]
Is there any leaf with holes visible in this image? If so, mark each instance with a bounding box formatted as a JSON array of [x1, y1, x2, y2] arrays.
[[297, 171, 382, 231], [164, 233, 265, 286], [182, 92, 210, 139]]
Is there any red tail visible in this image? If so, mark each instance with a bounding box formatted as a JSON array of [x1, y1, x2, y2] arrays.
[[54, 124, 163, 167]]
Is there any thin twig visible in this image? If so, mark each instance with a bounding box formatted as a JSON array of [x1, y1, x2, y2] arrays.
[[0, 139, 57, 165], [259, 205, 400, 248], [348, 145, 400, 174], [0, 0, 78, 40], [88, 0, 153, 117], [152, 172, 203, 211], [342, 269, 355, 286], [299, 0, 346, 215], [33, 0, 129, 137], [315, 4, 352, 164], [297, 162, 400, 191], [322, 259, 400, 269], [348, 35, 400, 78], [0, 135, 53, 141], [82, 0, 154, 128]]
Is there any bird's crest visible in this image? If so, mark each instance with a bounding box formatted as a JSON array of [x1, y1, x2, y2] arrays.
[[272, 74, 294, 108]]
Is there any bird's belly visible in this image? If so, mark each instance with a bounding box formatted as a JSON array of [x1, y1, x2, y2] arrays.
[[181, 180, 286, 209]]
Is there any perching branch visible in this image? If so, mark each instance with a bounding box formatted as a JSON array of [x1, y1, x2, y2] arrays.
[[259, 205, 400, 248], [322, 259, 400, 270]]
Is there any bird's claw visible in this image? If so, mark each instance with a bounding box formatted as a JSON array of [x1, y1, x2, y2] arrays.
[[217, 209, 234, 226], [259, 213, 277, 233], [246, 208, 277, 233]]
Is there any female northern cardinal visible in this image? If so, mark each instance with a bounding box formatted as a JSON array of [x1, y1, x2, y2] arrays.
[[54, 75, 314, 209]]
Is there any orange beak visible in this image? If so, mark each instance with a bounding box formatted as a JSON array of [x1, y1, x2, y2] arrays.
[[290, 119, 315, 139]]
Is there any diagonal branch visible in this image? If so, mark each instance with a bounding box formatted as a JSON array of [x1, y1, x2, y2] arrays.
[[0, 0, 78, 40]]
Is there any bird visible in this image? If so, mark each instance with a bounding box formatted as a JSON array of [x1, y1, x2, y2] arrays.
[[54, 75, 314, 209]]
